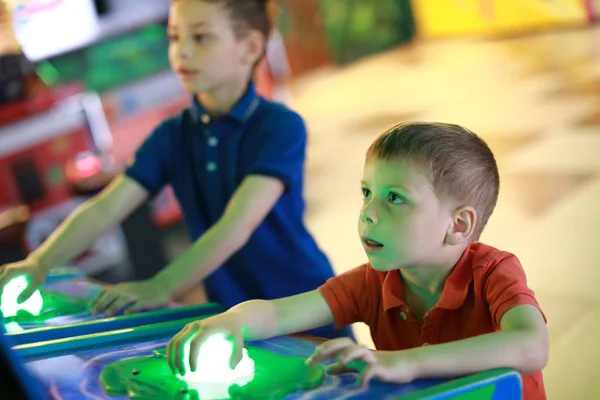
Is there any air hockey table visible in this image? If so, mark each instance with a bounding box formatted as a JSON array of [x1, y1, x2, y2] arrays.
[[1, 270, 523, 399], [4, 315, 524, 399]]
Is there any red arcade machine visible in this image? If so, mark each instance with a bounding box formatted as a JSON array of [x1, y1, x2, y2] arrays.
[[0, 83, 130, 275]]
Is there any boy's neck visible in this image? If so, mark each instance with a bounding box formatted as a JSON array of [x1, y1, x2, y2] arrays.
[[399, 246, 468, 297], [400, 267, 450, 298], [196, 78, 248, 116]]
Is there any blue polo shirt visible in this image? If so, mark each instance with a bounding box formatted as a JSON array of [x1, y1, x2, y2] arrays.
[[125, 83, 352, 339]]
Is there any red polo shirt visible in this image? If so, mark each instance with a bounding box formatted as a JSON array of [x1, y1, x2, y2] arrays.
[[319, 242, 546, 400]]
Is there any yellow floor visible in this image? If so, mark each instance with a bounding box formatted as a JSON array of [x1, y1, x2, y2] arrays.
[[292, 25, 600, 400]]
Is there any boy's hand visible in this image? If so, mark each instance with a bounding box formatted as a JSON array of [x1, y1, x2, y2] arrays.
[[0, 258, 47, 303], [167, 314, 244, 376], [90, 280, 170, 316], [306, 337, 417, 387]]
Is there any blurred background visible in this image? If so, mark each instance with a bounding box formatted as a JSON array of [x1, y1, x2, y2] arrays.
[[0, 1, 598, 398]]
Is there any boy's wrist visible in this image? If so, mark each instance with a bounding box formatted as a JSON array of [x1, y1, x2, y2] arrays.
[[147, 275, 177, 301], [29, 252, 53, 274], [400, 347, 429, 380]]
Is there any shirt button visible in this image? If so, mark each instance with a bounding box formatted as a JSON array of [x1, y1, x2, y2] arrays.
[[206, 162, 217, 172], [399, 312, 407, 321], [201, 114, 210, 124], [207, 137, 218, 147]]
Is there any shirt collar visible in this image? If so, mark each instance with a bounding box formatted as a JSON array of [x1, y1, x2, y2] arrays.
[[381, 269, 405, 311], [381, 245, 474, 311], [191, 81, 258, 123]]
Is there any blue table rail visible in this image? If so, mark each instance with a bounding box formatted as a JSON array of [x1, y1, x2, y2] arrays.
[[7, 303, 223, 346]]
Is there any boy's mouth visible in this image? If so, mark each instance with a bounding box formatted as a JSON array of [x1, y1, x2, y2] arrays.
[[362, 237, 384, 250], [177, 67, 199, 78]]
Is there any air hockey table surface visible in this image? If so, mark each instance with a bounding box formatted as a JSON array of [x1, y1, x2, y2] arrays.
[[12, 318, 523, 400], [4, 270, 523, 399]]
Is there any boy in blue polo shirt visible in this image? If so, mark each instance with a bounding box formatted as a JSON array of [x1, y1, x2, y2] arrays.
[[0, 0, 351, 339]]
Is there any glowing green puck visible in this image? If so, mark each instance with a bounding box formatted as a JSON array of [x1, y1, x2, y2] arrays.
[[177, 332, 255, 398], [0, 275, 43, 318]]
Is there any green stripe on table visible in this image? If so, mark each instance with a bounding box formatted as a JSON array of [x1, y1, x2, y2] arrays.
[[15, 314, 216, 359]]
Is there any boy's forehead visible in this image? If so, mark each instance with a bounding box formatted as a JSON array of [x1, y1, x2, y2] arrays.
[[169, 1, 222, 26], [363, 158, 429, 182], [363, 158, 436, 195]]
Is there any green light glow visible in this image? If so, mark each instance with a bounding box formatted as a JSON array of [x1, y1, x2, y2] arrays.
[[100, 344, 325, 399], [0, 276, 43, 318], [177, 332, 255, 397]]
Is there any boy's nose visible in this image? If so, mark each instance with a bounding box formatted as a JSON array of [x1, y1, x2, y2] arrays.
[[360, 205, 378, 225], [178, 40, 195, 59]]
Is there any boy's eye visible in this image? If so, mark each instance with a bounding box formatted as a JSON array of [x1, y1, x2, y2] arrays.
[[167, 33, 179, 41], [388, 192, 405, 204], [193, 34, 209, 42], [361, 188, 371, 199]]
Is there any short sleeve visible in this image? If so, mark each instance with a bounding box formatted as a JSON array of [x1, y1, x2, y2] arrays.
[[247, 109, 307, 189], [318, 265, 370, 328], [484, 255, 546, 327], [124, 119, 175, 198]]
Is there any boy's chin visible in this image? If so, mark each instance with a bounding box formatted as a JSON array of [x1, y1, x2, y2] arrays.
[[180, 81, 202, 93], [367, 258, 399, 272], [178, 78, 209, 94]]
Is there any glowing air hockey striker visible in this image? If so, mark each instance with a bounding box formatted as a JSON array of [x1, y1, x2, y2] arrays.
[[0, 275, 43, 318], [177, 332, 255, 397]]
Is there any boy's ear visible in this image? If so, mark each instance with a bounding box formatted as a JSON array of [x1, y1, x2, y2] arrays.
[[446, 206, 477, 245], [241, 30, 265, 66]]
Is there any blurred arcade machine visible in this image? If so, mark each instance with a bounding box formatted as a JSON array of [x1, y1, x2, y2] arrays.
[[0, 0, 172, 281], [585, 0, 600, 22]]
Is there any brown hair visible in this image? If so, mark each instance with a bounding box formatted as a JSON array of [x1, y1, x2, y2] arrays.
[[177, 0, 275, 39], [367, 122, 500, 240]]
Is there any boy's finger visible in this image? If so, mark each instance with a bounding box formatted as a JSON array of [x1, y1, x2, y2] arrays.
[[325, 362, 356, 375], [90, 290, 114, 314], [306, 337, 355, 365], [105, 296, 133, 317], [166, 339, 175, 373], [171, 324, 193, 376], [358, 364, 377, 387], [17, 284, 38, 304], [123, 302, 146, 315], [229, 332, 244, 369], [189, 328, 207, 373], [340, 345, 375, 365]]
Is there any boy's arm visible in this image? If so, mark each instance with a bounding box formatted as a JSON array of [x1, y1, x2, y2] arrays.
[[407, 304, 548, 378], [35, 114, 175, 272], [168, 290, 334, 374], [153, 174, 284, 298], [401, 256, 548, 379], [0, 175, 147, 299], [32, 175, 148, 271], [229, 289, 335, 341]]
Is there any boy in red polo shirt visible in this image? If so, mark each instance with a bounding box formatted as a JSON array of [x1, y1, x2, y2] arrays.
[[167, 122, 548, 399]]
